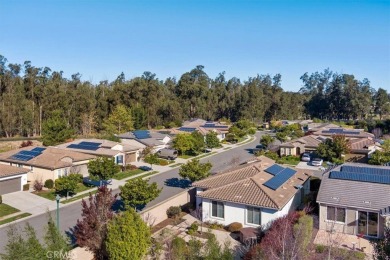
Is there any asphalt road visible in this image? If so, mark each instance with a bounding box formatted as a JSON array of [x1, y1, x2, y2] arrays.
[[0, 132, 264, 253]]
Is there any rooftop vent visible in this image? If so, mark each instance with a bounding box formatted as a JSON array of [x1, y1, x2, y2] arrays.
[[363, 201, 371, 204]]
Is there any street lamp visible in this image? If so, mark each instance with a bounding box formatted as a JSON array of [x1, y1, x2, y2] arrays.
[[55, 194, 60, 230]]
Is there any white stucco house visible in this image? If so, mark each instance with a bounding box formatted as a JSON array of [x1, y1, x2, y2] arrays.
[[193, 156, 311, 229]]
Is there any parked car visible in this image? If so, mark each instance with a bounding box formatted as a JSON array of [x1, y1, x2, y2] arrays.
[[157, 148, 178, 160], [139, 166, 152, 171], [311, 158, 323, 167], [301, 153, 311, 162]]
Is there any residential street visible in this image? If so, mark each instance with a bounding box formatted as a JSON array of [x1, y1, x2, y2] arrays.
[[0, 132, 264, 253]]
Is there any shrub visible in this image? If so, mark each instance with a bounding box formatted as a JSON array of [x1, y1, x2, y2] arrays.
[[227, 222, 243, 232], [171, 237, 187, 259], [315, 244, 325, 253], [123, 164, 138, 171], [33, 179, 44, 191], [20, 140, 33, 148], [206, 221, 224, 230], [44, 179, 54, 189], [0, 195, 2, 204], [248, 128, 256, 135], [68, 173, 83, 183], [158, 159, 169, 166], [188, 222, 199, 234], [23, 183, 29, 191], [166, 206, 181, 219]]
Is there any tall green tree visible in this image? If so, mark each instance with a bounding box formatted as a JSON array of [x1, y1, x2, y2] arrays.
[[41, 110, 74, 146], [205, 131, 220, 149], [316, 135, 351, 161], [190, 130, 205, 155], [144, 153, 159, 169], [105, 209, 151, 260], [88, 157, 120, 181], [173, 133, 193, 155], [103, 104, 133, 134], [120, 178, 162, 209], [179, 159, 212, 182]]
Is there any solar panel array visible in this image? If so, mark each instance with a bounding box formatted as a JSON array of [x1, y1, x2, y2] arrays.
[[179, 127, 197, 132], [133, 130, 151, 139], [67, 141, 102, 151], [264, 164, 285, 176], [329, 164, 390, 185], [263, 168, 297, 190], [9, 147, 47, 161], [341, 165, 390, 176], [202, 124, 229, 129], [329, 171, 390, 185], [322, 128, 360, 135]]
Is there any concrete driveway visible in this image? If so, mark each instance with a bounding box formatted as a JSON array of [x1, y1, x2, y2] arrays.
[[2, 191, 57, 215], [296, 161, 322, 171]]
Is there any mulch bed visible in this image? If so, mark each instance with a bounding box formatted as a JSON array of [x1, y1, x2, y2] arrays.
[[151, 213, 187, 234]]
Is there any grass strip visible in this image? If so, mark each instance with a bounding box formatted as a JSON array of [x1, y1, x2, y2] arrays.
[[113, 169, 145, 180], [0, 204, 20, 218], [169, 163, 183, 168], [195, 152, 217, 159], [0, 213, 31, 225], [61, 189, 98, 204], [223, 147, 232, 150]]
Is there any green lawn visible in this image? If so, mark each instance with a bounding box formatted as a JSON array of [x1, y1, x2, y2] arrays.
[[34, 190, 57, 200], [223, 147, 232, 150], [0, 213, 31, 225], [113, 169, 146, 180], [126, 171, 159, 182], [277, 156, 300, 166], [61, 189, 98, 204], [169, 163, 183, 168], [195, 152, 217, 159], [178, 154, 194, 159], [34, 183, 94, 201], [0, 204, 20, 218]]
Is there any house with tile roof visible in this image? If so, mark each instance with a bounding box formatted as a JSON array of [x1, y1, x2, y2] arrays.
[[117, 130, 171, 152], [279, 135, 323, 156], [170, 119, 231, 141], [0, 146, 95, 183], [317, 163, 390, 238], [192, 156, 312, 228], [56, 139, 140, 165], [0, 164, 30, 195]]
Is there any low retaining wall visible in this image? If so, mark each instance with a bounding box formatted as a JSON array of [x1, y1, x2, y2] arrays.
[[140, 188, 195, 226]]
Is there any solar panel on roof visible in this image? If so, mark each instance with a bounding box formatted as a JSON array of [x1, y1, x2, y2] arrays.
[[341, 166, 390, 176], [329, 171, 390, 185], [179, 127, 196, 132], [10, 154, 34, 161], [31, 147, 46, 152], [263, 168, 297, 190], [19, 150, 41, 156], [79, 141, 102, 147], [133, 130, 151, 139], [264, 164, 285, 176]]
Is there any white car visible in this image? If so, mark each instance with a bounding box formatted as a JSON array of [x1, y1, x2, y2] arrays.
[[311, 158, 323, 167], [301, 153, 311, 162]]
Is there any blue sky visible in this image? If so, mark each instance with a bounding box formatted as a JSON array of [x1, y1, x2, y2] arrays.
[[1, 0, 389, 91]]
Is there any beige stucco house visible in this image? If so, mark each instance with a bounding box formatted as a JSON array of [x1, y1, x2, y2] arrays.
[[0, 146, 95, 183], [279, 135, 323, 156]]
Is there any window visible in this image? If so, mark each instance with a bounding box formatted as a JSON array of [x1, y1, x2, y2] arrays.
[[17, 164, 23, 168], [57, 169, 62, 178], [327, 206, 346, 223], [247, 207, 261, 225], [30, 166, 34, 171], [211, 201, 224, 218], [116, 155, 124, 164], [64, 168, 68, 176]]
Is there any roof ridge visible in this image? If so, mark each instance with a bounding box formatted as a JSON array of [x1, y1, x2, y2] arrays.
[[196, 163, 259, 184]]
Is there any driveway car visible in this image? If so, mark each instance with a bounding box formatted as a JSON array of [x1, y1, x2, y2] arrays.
[[311, 158, 323, 167], [139, 166, 152, 171], [301, 153, 311, 162]]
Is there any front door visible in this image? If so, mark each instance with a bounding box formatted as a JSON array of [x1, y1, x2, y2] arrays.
[[357, 211, 378, 237]]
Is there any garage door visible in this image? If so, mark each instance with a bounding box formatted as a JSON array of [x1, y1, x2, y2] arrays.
[[0, 177, 21, 195]]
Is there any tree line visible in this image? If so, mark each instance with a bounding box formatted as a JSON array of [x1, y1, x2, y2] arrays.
[[0, 55, 388, 138]]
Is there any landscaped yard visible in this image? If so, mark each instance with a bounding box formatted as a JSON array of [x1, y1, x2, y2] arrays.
[[178, 154, 195, 159], [277, 156, 300, 165], [62, 189, 98, 204], [113, 168, 146, 180], [0, 213, 32, 225], [0, 203, 20, 218], [33, 183, 95, 200]]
